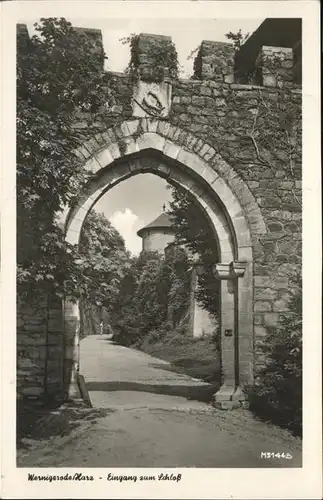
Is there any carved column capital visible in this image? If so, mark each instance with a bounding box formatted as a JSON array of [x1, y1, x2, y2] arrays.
[[214, 262, 247, 280], [214, 263, 231, 280], [230, 261, 247, 278]]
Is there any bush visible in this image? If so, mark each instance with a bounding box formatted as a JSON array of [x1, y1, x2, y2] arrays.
[[111, 249, 192, 347], [248, 282, 302, 436], [139, 322, 172, 348], [111, 251, 167, 346]]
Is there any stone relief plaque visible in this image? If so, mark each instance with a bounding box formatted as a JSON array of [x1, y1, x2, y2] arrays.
[[132, 81, 172, 118]]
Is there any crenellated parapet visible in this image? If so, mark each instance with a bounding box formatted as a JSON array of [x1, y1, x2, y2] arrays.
[[17, 20, 301, 89], [133, 32, 300, 88]]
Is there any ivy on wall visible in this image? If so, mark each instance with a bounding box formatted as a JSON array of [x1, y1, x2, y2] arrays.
[[121, 33, 179, 82], [17, 18, 119, 302]]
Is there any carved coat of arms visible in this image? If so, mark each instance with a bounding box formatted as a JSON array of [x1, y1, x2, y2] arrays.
[[132, 81, 172, 118]]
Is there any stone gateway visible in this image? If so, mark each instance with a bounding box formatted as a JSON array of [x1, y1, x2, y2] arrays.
[[17, 20, 302, 409]]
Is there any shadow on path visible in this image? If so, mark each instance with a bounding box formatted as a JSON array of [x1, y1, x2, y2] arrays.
[[17, 399, 113, 448], [147, 360, 220, 383], [85, 380, 219, 403]]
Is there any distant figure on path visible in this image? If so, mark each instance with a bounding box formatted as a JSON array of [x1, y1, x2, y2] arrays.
[[99, 319, 104, 335]]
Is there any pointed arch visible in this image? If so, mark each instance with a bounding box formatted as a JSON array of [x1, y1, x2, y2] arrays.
[[61, 119, 267, 402]]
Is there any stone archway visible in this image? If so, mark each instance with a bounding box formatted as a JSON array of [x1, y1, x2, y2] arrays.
[[61, 118, 266, 407]]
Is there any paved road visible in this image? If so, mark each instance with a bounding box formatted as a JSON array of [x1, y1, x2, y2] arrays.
[[80, 334, 215, 410], [18, 335, 302, 468]]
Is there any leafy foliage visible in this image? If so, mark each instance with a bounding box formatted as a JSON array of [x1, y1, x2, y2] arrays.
[[165, 245, 191, 326], [111, 247, 192, 347], [225, 29, 249, 51], [78, 211, 130, 308], [111, 251, 164, 346], [17, 18, 111, 300], [167, 186, 220, 321], [247, 280, 302, 436]]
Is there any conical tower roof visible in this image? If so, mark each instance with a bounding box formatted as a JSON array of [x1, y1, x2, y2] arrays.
[[137, 213, 174, 238]]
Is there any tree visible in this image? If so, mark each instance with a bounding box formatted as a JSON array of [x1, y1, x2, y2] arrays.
[[111, 251, 165, 346], [17, 18, 110, 300], [164, 245, 191, 327], [167, 186, 220, 320], [110, 244, 196, 347], [225, 29, 249, 51], [78, 211, 130, 308], [76, 211, 131, 337]]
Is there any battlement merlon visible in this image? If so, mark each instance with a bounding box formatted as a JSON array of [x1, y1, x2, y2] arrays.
[[136, 33, 174, 81], [17, 23, 29, 38], [17, 23, 30, 48], [194, 41, 235, 83], [72, 27, 104, 66], [16, 24, 105, 68], [255, 46, 294, 89]]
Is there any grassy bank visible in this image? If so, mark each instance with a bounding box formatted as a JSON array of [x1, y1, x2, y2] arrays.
[[138, 327, 221, 387]]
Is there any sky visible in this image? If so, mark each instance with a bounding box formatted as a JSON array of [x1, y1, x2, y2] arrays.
[[26, 17, 263, 255], [95, 173, 173, 255]]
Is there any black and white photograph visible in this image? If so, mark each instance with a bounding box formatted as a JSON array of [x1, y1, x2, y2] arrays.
[[0, 1, 321, 499]]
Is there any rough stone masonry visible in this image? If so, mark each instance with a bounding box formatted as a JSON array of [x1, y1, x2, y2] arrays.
[[16, 20, 302, 405]]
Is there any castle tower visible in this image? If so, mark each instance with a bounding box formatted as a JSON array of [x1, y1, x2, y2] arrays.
[[137, 212, 175, 253]]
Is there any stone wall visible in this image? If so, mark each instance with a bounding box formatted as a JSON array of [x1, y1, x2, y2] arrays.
[[69, 77, 301, 373], [17, 292, 65, 402], [167, 80, 301, 369]]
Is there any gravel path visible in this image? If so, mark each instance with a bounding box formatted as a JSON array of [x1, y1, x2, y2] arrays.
[[18, 335, 302, 468]]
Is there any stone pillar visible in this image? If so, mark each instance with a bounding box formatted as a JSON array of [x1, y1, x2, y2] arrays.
[[237, 261, 254, 386], [63, 299, 81, 398], [131, 34, 173, 119], [17, 291, 66, 404], [213, 261, 247, 409]]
